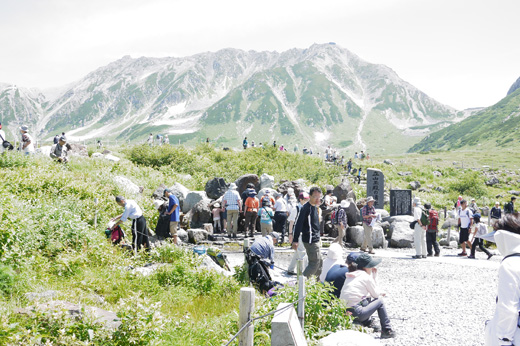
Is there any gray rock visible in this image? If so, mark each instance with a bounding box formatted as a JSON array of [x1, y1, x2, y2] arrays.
[[398, 171, 412, 176], [345, 198, 360, 226], [104, 154, 120, 162], [486, 176, 500, 186], [190, 199, 212, 228], [177, 229, 188, 243], [435, 186, 445, 192], [409, 181, 421, 190], [183, 191, 209, 213], [260, 173, 275, 189], [418, 188, 430, 193], [102, 149, 112, 155], [318, 329, 381, 346], [171, 182, 190, 210], [347, 225, 384, 248], [333, 179, 356, 202], [235, 174, 260, 195], [375, 208, 390, 218], [383, 159, 394, 165], [480, 206, 490, 216], [25, 290, 58, 301], [389, 222, 414, 248], [152, 183, 167, 199], [277, 179, 306, 197], [113, 176, 140, 195], [188, 229, 209, 244], [379, 221, 391, 231], [496, 194, 504, 198], [427, 184, 434, 189], [433, 170, 443, 177], [508, 190, 520, 196], [441, 218, 458, 229], [384, 215, 414, 224], [205, 177, 228, 200]]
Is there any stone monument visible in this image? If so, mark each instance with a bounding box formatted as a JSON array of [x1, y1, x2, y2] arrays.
[[367, 169, 384, 209], [390, 189, 412, 216]]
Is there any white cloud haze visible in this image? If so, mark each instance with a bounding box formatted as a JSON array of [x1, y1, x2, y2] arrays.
[[1, 0, 519, 109]]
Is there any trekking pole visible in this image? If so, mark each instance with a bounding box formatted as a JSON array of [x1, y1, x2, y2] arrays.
[[297, 259, 305, 329]]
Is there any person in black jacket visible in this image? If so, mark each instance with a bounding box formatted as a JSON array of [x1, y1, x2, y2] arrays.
[[292, 186, 323, 279], [490, 201, 502, 220]]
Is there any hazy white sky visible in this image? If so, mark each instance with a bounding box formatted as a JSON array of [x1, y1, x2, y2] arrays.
[[1, 0, 519, 109]]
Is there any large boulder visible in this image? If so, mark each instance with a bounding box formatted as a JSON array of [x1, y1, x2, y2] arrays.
[[345, 198, 360, 226], [152, 184, 167, 199], [383, 215, 414, 224], [277, 179, 307, 197], [205, 177, 228, 200], [190, 199, 212, 229], [333, 179, 356, 202], [260, 173, 275, 189], [68, 143, 89, 157], [389, 221, 414, 248], [183, 191, 209, 213], [480, 206, 490, 216], [347, 225, 384, 248], [375, 209, 390, 218], [508, 190, 520, 196], [486, 176, 500, 186], [398, 171, 412, 176], [441, 218, 458, 229], [383, 159, 393, 166], [177, 229, 188, 243], [318, 329, 381, 346], [113, 176, 140, 195], [235, 174, 260, 195], [170, 182, 190, 211], [188, 229, 209, 244]]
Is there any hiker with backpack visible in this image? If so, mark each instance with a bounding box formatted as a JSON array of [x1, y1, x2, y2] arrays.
[[357, 168, 363, 184], [331, 199, 349, 246], [468, 213, 493, 260], [258, 199, 275, 236], [250, 232, 280, 267], [504, 197, 516, 214], [412, 197, 428, 259], [457, 199, 474, 256], [273, 193, 289, 243], [424, 203, 440, 257], [242, 137, 248, 149], [361, 196, 377, 254], [244, 189, 259, 238], [286, 191, 310, 276], [484, 213, 520, 346]]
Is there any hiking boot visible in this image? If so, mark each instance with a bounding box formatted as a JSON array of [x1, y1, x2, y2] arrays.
[[368, 250, 375, 254], [457, 252, 467, 256], [412, 255, 421, 259], [467, 255, 475, 259], [427, 254, 433, 257], [422, 255, 427, 259], [487, 253, 494, 260], [434, 253, 440, 257], [381, 329, 396, 339], [286, 270, 297, 276], [360, 248, 366, 252]]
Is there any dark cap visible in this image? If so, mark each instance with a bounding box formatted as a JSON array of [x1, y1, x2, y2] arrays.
[[355, 253, 382, 269], [346, 252, 362, 264], [163, 188, 171, 196]]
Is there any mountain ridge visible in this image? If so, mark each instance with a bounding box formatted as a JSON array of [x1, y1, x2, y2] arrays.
[[0, 43, 465, 153]]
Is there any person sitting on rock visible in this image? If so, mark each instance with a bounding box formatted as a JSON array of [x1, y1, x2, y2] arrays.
[[340, 253, 396, 339], [319, 243, 344, 283]]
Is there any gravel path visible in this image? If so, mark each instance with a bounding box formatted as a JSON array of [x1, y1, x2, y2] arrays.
[[225, 241, 500, 346]]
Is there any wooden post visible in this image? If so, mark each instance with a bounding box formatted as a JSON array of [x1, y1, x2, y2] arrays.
[[238, 287, 255, 346], [93, 198, 98, 229], [297, 259, 305, 329]]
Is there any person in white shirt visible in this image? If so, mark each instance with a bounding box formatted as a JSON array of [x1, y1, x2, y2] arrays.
[[412, 197, 427, 259], [273, 193, 288, 243], [111, 196, 150, 251], [19, 125, 35, 154], [340, 253, 395, 339], [457, 199, 473, 256], [485, 213, 520, 346], [222, 183, 242, 238], [286, 192, 310, 275], [319, 243, 343, 283]]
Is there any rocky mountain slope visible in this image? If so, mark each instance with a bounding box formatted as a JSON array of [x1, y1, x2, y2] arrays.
[[409, 85, 520, 152], [0, 43, 465, 153]]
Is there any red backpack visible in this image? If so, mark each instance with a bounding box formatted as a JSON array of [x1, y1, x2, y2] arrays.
[[428, 209, 439, 229]]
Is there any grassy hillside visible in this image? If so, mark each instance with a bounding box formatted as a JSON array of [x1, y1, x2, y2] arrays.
[[409, 88, 520, 152]]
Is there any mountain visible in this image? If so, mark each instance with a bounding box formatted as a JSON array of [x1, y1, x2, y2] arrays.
[[507, 76, 520, 96], [409, 86, 520, 152], [0, 43, 465, 153], [0, 84, 45, 138]]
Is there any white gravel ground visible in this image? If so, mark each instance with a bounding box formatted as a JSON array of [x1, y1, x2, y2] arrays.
[[225, 240, 500, 346]]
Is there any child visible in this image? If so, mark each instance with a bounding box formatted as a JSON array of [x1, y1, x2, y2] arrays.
[[468, 213, 493, 260], [212, 203, 221, 233], [258, 199, 274, 236]]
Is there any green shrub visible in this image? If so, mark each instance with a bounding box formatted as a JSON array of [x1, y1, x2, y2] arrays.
[[0, 265, 15, 295]]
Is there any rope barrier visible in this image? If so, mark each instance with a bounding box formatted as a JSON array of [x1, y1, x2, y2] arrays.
[[223, 295, 306, 346]]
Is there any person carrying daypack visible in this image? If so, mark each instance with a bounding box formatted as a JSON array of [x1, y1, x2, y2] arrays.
[[424, 203, 440, 257], [504, 197, 516, 214], [331, 200, 349, 246]]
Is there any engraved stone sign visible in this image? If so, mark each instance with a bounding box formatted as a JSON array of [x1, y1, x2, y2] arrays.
[[390, 189, 412, 216], [367, 169, 384, 209]]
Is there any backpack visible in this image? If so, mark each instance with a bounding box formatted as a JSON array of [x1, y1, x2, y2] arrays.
[[504, 202, 514, 214], [244, 248, 274, 294], [332, 207, 346, 226], [420, 208, 430, 226], [428, 209, 439, 229]]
